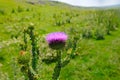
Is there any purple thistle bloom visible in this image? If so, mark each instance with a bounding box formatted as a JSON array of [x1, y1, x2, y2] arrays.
[[46, 32, 68, 50]]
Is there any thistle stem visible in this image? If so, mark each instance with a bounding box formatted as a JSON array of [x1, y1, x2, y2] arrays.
[[23, 29, 27, 51], [28, 26, 39, 73], [52, 50, 62, 80], [28, 66, 37, 80]]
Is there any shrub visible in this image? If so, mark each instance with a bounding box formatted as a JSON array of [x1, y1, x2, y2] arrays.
[[0, 9, 5, 15], [17, 6, 24, 12], [82, 27, 93, 39], [94, 26, 105, 40], [11, 9, 15, 13]]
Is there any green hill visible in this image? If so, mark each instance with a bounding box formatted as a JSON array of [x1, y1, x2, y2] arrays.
[[0, 0, 120, 80]]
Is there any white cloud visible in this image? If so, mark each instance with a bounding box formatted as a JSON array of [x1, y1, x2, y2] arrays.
[[52, 0, 120, 7], [103, 0, 120, 6]]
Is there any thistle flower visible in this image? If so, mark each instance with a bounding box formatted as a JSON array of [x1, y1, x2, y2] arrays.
[[18, 51, 30, 65], [46, 32, 68, 50], [19, 50, 26, 55]]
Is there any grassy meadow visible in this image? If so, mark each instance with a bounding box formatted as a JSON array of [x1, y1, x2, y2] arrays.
[[0, 0, 120, 80]]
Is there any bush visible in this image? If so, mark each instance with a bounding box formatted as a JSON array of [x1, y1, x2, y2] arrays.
[[0, 9, 6, 15], [17, 6, 24, 12], [82, 27, 93, 39], [11, 9, 15, 13], [94, 26, 105, 40]]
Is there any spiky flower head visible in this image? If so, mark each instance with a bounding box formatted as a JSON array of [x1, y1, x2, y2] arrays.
[[18, 51, 30, 65], [46, 32, 68, 50]]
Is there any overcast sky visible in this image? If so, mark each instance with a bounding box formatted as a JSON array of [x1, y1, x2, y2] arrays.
[[51, 0, 120, 7]]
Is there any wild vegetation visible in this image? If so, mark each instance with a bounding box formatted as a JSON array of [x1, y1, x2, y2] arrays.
[[0, 0, 120, 80]]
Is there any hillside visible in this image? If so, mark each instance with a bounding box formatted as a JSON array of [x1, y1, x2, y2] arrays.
[[0, 0, 120, 80]]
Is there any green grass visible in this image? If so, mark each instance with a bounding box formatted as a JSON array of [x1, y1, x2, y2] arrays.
[[0, 0, 120, 80]]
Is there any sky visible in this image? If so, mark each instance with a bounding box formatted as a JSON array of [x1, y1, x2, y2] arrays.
[[51, 0, 120, 7]]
